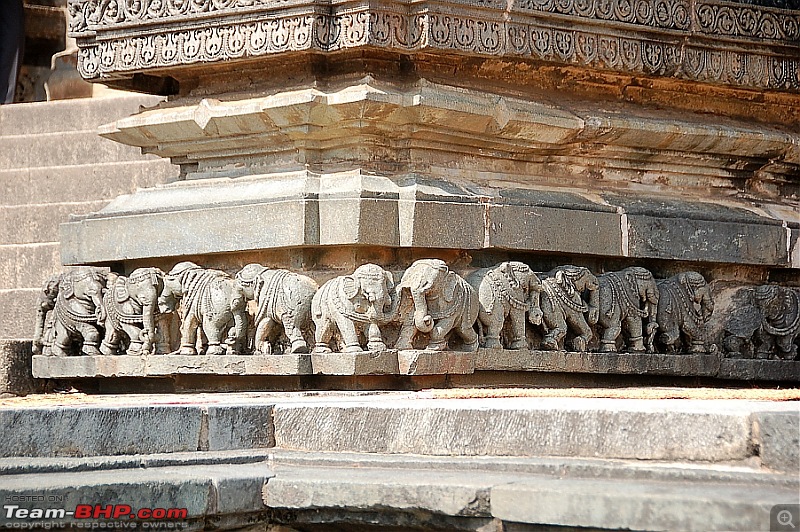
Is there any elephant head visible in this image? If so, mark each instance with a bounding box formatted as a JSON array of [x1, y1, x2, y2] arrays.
[[234, 263, 269, 301], [342, 264, 396, 324], [158, 261, 195, 314], [122, 267, 165, 350], [397, 259, 452, 333], [503, 261, 543, 325], [549, 266, 600, 325], [61, 267, 107, 323], [625, 267, 659, 318], [681, 271, 714, 322]]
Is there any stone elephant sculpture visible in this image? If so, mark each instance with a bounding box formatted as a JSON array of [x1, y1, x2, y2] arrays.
[[47, 267, 108, 357], [467, 261, 543, 350], [158, 262, 248, 356], [753, 284, 799, 360], [395, 259, 479, 352], [100, 267, 165, 356], [311, 263, 396, 353], [539, 265, 599, 352], [656, 271, 714, 354], [235, 264, 318, 355], [597, 267, 659, 353], [32, 274, 61, 355]]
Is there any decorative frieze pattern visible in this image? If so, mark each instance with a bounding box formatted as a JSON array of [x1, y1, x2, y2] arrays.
[[68, 0, 800, 91], [32, 259, 800, 363]]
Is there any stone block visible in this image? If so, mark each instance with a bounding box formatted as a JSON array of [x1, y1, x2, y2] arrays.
[[754, 411, 800, 474], [397, 350, 475, 375], [490, 476, 794, 531], [0, 340, 39, 396], [271, 397, 754, 462], [487, 204, 622, 256], [403, 200, 485, 248], [0, 406, 203, 457], [311, 351, 399, 375], [0, 201, 108, 245], [626, 214, 788, 266], [206, 405, 275, 451], [474, 349, 720, 376], [0, 243, 60, 290], [319, 197, 399, 246], [31, 355, 312, 378], [717, 359, 800, 382], [0, 289, 38, 340]]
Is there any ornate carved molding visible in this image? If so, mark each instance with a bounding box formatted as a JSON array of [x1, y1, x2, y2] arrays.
[[68, 0, 800, 91]]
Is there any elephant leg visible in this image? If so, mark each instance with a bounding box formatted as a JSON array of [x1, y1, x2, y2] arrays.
[[179, 316, 200, 356], [203, 315, 227, 356], [599, 316, 621, 353], [567, 313, 592, 353], [428, 317, 456, 351], [623, 315, 645, 353], [338, 318, 364, 353], [254, 317, 276, 355], [508, 310, 527, 350], [77, 323, 102, 357], [122, 324, 146, 355], [366, 322, 387, 352], [100, 320, 120, 356], [775, 335, 798, 360], [542, 311, 567, 351], [456, 321, 479, 352], [482, 311, 503, 350], [282, 313, 309, 354], [658, 323, 681, 354], [312, 313, 336, 354], [683, 325, 706, 354], [52, 321, 73, 357]]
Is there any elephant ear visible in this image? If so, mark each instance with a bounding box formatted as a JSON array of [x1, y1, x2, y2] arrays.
[[342, 275, 360, 299], [444, 272, 459, 302], [114, 280, 130, 304], [555, 270, 572, 295], [61, 277, 74, 299]]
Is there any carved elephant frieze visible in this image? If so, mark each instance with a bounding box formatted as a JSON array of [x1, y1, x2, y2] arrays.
[[753, 285, 800, 360], [539, 266, 599, 352], [100, 267, 165, 356], [395, 259, 479, 352], [311, 263, 396, 353], [596, 267, 659, 353], [235, 264, 318, 355], [158, 262, 248, 356], [656, 271, 714, 354], [467, 261, 542, 350]]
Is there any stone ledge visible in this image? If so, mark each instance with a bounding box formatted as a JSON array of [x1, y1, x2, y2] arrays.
[[31, 351, 800, 381]]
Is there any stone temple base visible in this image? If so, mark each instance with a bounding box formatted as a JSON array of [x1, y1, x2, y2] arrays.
[[32, 351, 800, 382]]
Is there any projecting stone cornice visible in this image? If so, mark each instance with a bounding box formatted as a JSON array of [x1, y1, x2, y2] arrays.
[[68, 0, 800, 92]]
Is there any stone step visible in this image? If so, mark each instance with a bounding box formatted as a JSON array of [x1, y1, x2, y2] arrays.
[[1, 393, 797, 473], [0, 130, 159, 170], [0, 200, 108, 245], [0, 243, 60, 291], [0, 95, 165, 137], [0, 159, 178, 206], [0, 289, 39, 339]]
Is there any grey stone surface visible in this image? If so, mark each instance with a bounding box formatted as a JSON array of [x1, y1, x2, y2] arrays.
[[0, 406, 203, 457], [490, 476, 797, 531], [32, 355, 313, 378], [207, 405, 274, 451], [626, 214, 789, 265], [718, 359, 800, 381], [398, 350, 476, 375], [0, 243, 60, 290], [0, 340, 39, 396], [0, 288, 39, 340], [271, 397, 755, 461], [755, 411, 800, 474], [0, 200, 109, 245], [311, 351, 400, 375], [474, 349, 721, 376]]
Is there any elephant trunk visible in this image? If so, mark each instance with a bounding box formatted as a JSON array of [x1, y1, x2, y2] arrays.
[[527, 279, 543, 325], [586, 286, 600, 325], [411, 289, 434, 333], [700, 291, 714, 322]]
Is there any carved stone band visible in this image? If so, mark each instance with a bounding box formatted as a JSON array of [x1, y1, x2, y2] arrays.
[[69, 0, 800, 92]]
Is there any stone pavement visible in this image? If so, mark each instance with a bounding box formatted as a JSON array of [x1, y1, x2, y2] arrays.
[[0, 390, 797, 530]]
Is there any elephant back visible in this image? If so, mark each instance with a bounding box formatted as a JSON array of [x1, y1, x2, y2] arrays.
[[103, 275, 145, 330], [756, 285, 800, 337], [54, 269, 105, 332], [175, 266, 232, 321]]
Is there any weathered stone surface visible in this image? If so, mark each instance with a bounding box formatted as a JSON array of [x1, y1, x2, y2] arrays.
[[755, 411, 800, 474], [474, 349, 721, 377], [490, 476, 795, 531], [0, 340, 39, 396], [271, 397, 756, 462], [310, 351, 399, 375], [206, 405, 274, 452], [31, 355, 313, 378], [0, 405, 203, 457], [717, 359, 800, 382], [0, 289, 39, 340], [0, 200, 108, 245], [0, 243, 60, 291], [397, 351, 476, 375]]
